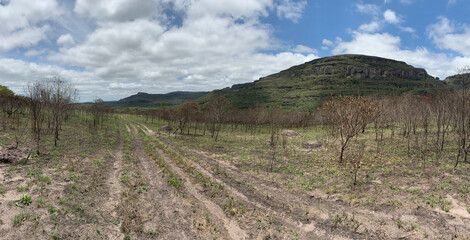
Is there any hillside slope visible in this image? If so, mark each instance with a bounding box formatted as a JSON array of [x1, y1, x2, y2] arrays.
[[199, 54, 445, 109], [106, 91, 209, 108]]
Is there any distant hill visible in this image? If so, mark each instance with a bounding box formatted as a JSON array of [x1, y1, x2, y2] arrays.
[[105, 91, 209, 108], [199, 54, 445, 109], [444, 73, 470, 89]]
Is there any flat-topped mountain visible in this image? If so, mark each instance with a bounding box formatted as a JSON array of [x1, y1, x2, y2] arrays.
[[199, 54, 444, 109]]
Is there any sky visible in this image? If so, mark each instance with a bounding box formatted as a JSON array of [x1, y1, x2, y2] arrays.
[[1, 0, 470, 102]]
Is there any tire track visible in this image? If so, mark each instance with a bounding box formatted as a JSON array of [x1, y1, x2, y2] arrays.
[[135, 124, 248, 240], [127, 124, 199, 239]]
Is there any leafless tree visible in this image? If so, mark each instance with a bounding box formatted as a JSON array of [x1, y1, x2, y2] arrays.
[[49, 76, 78, 146], [205, 96, 231, 141], [27, 81, 50, 155], [455, 66, 470, 168], [322, 96, 377, 163]]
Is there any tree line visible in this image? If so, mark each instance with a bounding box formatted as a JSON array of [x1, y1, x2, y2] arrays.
[[0, 76, 116, 156]]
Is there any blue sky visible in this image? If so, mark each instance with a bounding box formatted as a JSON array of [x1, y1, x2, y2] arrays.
[[1, 0, 470, 101]]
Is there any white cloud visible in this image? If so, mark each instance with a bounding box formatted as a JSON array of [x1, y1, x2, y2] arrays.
[[384, 0, 414, 4], [358, 21, 382, 33], [276, 0, 307, 23], [400, 26, 415, 33], [1, 0, 315, 101], [322, 39, 334, 46], [0, 26, 50, 52], [292, 45, 317, 53], [355, 3, 380, 16], [0, 0, 58, 52], [57, 34, 75, 47], [384, 9, 400, 24], [427, 17, 470, 56], [0, 57, 98, 100], [42, 0, 315, 100], [74, 0, 160, 22], [332, 31, 470, 79], [399, 0, 414, 4], [24, 49, 47, 57]]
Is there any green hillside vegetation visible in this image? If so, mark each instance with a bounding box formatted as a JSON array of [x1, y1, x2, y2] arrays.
[[444, 73, 470, 89], [199, 54, 445, 109], [104, 91, 209, 108]]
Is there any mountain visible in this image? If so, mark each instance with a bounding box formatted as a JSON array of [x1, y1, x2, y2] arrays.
[[199, 54, 445, 109], [444, 73, 470, 89], [105, 91, 209, 108]]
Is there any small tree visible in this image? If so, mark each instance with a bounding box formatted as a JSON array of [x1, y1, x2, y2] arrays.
[[175, 100, 198, 135], [27, 81, 49, 155], [91, 98, 106, 128], [49, 76, 78, 146], [322, 96, 377, 163], [205, 96, 231, 141], [264, 106, 283, 172]]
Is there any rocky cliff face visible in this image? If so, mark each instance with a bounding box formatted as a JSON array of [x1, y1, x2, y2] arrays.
[[303, 66, 430, 79], [280, 54, 433, 80]]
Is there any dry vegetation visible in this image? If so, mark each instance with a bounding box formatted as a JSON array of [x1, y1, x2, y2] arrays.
[[1, 73, 470, 239]]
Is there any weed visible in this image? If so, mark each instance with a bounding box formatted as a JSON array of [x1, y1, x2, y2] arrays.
[[120, 175, 130, 184], [224, 197, 236, 211], [37, 174, 51, 184], [378, 218, 386, 226], [205, 213, 211, 223], [435, 181, 452, 191], [167, 174, 183, 190], [136, 183, 148, 193], [93, 159, 104, 167], [424, 194, 451, 211], [0, 185, 5, 195], [16, 185, 28, 192], [8, 165, 18, 172], [67, 173, 79, 182], [457, 184, 468, 195], [406, 188, 420, 195], [396, 220, 403, 229], [467, 207, 470, 213], [145, 229, 159, 238], [71, 203, 84, 215], [333, 213, 348, 227], [20, 194, 32, 205], [36, 196, 45, 207], [409, 222, 419, 232], [48, 206, 56, 214], [13, 212, 29, 227], [124, 233, 131, 240]]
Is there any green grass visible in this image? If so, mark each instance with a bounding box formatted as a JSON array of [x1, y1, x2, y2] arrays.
[[16, 185, 29, 192], [13, 212, 29, 227], [166, 174, 183, 190]]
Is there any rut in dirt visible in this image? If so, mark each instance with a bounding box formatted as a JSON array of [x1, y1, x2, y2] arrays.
[[134, 124, 249, 240], [139, 124, 470, 239], [138, 125, 339, 239], [127, 124, 199, 239]]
